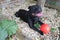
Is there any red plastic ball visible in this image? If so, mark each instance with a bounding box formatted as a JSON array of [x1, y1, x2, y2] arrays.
[[40, 24, 50, 34]]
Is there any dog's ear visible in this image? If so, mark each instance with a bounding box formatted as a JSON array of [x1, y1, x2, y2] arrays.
[[28, 6, 31, 9]]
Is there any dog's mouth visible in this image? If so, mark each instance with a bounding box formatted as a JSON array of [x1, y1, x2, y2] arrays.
[[32, 12, 43, 17], [35, 12, 43, 17]]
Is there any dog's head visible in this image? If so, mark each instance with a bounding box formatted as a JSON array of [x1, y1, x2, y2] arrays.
[[28, 5, 43, 17]]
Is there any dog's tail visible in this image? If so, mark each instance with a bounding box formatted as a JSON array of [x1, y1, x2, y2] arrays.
[[15, 9, 28, 17]]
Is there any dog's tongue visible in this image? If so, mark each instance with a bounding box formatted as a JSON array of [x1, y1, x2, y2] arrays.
[[36, 12, 43, 17]]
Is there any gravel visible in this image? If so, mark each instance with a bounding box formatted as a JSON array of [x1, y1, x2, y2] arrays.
[[0, 0, 60, 40]]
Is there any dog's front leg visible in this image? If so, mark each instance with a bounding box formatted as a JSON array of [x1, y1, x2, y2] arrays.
[[28, 19, 43, 35], [38, 20, 44, 25]]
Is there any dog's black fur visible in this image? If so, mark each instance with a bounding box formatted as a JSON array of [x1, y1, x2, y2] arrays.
[[15, 5, 44, 35]]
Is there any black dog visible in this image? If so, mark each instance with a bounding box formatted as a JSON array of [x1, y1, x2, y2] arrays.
[[15, 5, 44, 35]]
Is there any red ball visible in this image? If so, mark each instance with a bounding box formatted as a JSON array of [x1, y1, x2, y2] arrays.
[[40, 24, 50, 34]]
